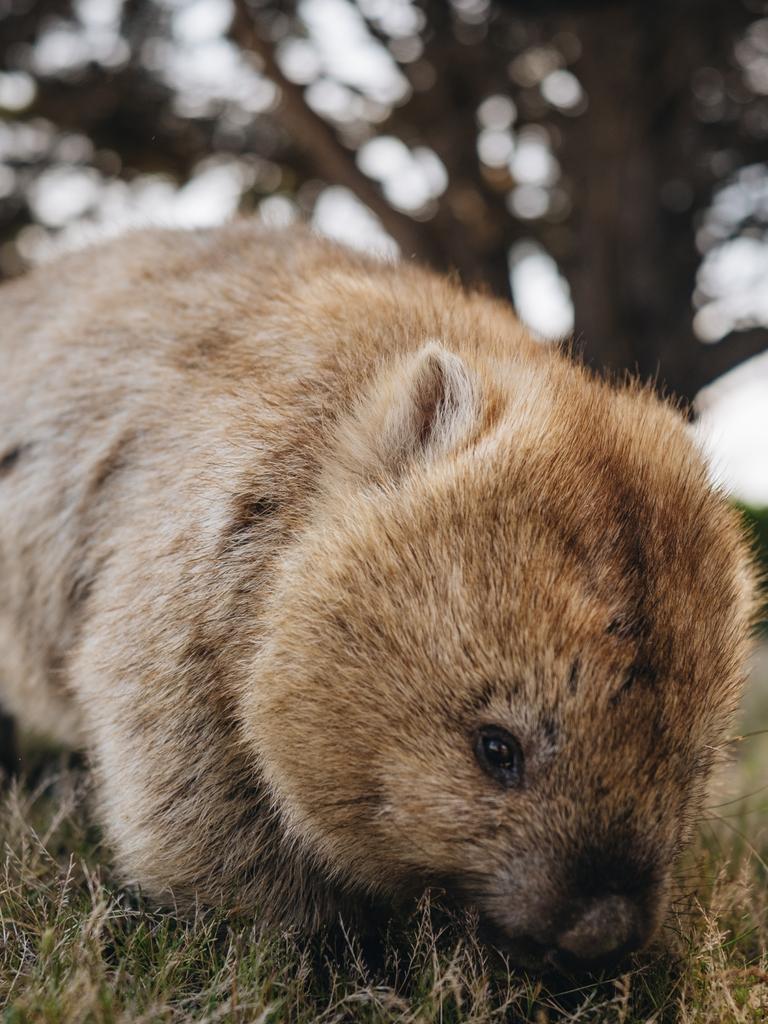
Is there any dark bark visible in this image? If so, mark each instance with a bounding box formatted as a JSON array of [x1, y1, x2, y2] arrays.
[[671, 327, 768, 401], [539, 1, 768, 401]]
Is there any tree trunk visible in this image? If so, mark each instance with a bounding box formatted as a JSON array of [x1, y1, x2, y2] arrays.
[[553, 1, 767, 403]]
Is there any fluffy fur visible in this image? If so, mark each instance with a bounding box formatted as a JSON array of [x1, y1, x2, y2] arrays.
[[0, 221, 757, 967]]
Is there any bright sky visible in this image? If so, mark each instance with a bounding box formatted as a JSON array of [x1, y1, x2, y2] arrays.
[[695, 353, 768, 506]]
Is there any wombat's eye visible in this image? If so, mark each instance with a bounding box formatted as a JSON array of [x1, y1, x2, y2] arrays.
[[474, 726, 523, 786]]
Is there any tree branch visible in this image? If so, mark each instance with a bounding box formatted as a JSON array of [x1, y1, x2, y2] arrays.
[[230, 0, 443, 267], [369, 2, 521, 296], [686, 327, 768, 399]]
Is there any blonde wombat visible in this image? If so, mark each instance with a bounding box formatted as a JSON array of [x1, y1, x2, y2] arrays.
[[0, 221, 757, 970]]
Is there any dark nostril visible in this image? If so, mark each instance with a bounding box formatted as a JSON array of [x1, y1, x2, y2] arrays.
[[556, 895, 640, 965]]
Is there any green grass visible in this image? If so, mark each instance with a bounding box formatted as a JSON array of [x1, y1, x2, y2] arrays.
[[2, 648, 768, 1023]]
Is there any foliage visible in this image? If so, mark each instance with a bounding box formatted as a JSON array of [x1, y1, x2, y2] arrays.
[[737, 504, 768, 628], [741, 504, 768, 568]]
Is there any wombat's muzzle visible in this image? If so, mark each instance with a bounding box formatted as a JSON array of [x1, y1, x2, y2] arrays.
[[552, 893, 642, 968], [482, 892, 650, 971]]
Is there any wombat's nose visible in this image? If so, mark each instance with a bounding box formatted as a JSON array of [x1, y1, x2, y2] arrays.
[[555, 895, 640, 966]]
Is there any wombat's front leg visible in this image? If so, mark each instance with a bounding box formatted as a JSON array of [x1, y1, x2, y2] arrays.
[[0, 711, 18, 781]]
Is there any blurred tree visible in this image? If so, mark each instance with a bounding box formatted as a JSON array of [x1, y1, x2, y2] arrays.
[[1, 0, 767, 404]]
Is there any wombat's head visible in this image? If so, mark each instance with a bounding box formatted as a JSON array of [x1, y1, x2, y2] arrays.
[[243, 341, 756, 970]]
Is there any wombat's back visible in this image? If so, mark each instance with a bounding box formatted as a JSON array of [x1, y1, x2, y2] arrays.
[[0, 224, 335, 742], [1, 224, 398, 716]]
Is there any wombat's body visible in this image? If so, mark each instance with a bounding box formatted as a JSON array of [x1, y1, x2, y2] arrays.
[[0, 222, 756, 968]]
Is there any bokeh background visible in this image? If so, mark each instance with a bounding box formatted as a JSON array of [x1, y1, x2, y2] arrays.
[[1, 0, 768, 504], [0, 0, 766, 569]]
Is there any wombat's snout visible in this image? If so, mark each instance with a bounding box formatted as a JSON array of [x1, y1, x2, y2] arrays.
[[553, 894, 642, 968], [484, 882, 653, 971], [506, 892, 645, 971]]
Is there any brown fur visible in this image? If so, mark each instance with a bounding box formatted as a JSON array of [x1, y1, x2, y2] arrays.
[[0, 221, 757, 966]]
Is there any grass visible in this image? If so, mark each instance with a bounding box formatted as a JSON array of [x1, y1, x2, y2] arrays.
[[2, 647, 768, 1023]]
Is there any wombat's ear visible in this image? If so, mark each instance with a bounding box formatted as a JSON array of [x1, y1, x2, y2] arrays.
[[330, 342, 479, 485]]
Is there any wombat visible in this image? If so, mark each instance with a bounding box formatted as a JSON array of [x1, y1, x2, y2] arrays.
[[0, 221, 756, 970]]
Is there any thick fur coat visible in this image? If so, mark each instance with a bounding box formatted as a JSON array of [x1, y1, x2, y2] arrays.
[[0, 221, 756, 968]]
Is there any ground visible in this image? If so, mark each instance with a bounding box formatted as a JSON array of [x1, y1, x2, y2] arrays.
[[1, 647, 767, 1023]]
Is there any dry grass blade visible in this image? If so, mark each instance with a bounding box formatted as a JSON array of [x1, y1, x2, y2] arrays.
[[2, 717, 768, 1024]]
